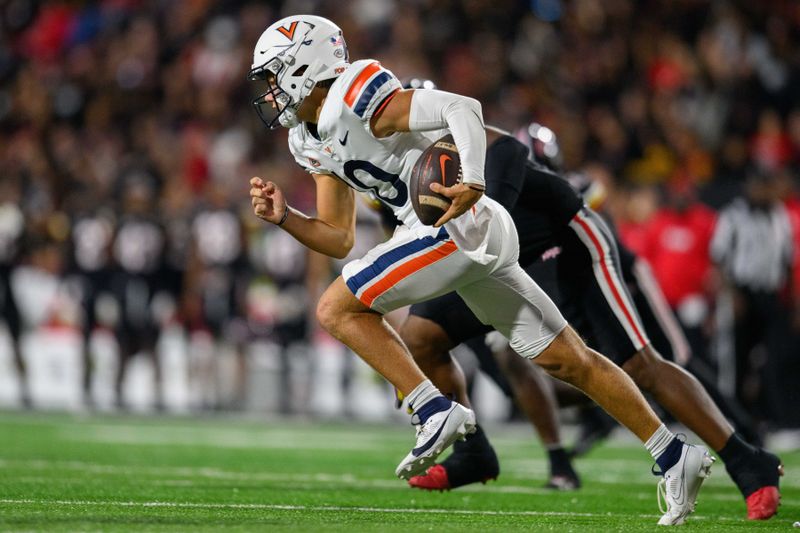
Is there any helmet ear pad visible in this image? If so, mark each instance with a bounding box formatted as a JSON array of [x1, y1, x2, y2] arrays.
[[286, 58, 325, 104]]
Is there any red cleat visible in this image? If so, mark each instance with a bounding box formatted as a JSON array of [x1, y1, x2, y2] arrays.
[[746, 463, 784, 520], [727, 448, 784, 520], [746, 486, 780, 520], [408, 464, 452, 491], [408, 430, 500, 491], [408, 464, 498, 491]]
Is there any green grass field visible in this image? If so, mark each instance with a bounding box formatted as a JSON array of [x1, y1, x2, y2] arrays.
[[0, 412, 796, 531]]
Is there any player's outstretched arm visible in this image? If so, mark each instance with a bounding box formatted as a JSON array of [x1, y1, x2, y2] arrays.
[[371, 89, 485, 227], [250, 175, 356, 259]]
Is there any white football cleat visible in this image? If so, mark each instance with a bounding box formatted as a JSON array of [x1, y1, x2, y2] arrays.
[[657, 443, 715, 526], [395, 402, 476, 480]]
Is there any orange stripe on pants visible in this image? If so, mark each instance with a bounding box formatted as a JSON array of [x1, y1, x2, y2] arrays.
[[359, 241, 458, 308]]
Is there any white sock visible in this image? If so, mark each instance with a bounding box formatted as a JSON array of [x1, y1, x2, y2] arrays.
[[405, 379, 441, 412], [645, 424, 676, 462]]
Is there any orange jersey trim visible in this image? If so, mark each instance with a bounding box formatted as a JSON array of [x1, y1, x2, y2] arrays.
[[344, 61, 381, 108], [359, 240, 458, 307]]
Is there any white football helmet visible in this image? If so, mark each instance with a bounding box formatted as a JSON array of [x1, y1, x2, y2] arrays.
[[248, 15, 349, 129]]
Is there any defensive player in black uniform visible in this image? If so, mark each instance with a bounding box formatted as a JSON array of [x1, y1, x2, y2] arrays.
[[400, 124, 783, 520], [557, 170, 762, 456]]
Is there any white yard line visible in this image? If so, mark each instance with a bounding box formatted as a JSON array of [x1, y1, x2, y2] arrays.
[[0, 457, 658, 485], [0, 497, 743, 522], [55, 425, 392, 451], [0, 457, 673, 480], [2, 459, 787, 503]]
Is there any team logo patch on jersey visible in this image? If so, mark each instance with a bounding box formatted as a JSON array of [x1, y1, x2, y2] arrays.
[[277, 21, 298, 40], [541, 246, 561, 262]]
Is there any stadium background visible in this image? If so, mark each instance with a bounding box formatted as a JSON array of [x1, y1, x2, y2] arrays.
[[1, 0, 799, 434]]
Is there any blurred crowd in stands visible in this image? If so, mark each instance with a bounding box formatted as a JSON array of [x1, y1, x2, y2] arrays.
[[1, 0, 799, 428]]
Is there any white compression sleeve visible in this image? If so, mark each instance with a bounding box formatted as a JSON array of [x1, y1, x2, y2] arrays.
[[407, 89, 486, 188]]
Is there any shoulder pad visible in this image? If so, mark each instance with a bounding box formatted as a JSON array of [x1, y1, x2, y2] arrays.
[[337, 59, 401, 121]]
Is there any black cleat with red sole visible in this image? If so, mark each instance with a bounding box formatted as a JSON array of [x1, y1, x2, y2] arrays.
[[408, 425, 499, 490], [726, 448, 783, 520]]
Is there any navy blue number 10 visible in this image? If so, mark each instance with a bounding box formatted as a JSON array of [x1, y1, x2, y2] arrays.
[[343, 160, 408, 208]]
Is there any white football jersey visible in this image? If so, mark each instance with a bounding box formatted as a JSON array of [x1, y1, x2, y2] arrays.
[[288, 59, 512, 265], [288, 59, 447, 228]]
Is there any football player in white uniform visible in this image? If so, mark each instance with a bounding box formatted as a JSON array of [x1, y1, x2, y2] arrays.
[[248, 15, 713, 524]]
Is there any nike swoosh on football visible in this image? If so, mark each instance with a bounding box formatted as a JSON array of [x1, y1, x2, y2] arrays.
[[339, 131, 349, 145], [438, 154, 452, 185]]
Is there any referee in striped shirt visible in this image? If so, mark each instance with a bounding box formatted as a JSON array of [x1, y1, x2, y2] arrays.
[[710, 166, 794, 419]]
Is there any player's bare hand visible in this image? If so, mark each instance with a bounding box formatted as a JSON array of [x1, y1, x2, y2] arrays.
[[429, 182, 484, 228], [250, 177, 288, 225]]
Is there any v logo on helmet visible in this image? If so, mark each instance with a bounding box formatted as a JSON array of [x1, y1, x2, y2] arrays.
[[276, 21, 298, 40]]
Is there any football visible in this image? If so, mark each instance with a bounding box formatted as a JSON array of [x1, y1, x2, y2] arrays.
[[410, 134, 462, 225]]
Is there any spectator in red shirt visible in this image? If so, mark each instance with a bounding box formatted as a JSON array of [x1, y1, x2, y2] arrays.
[[625, 180, 717, 361]]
